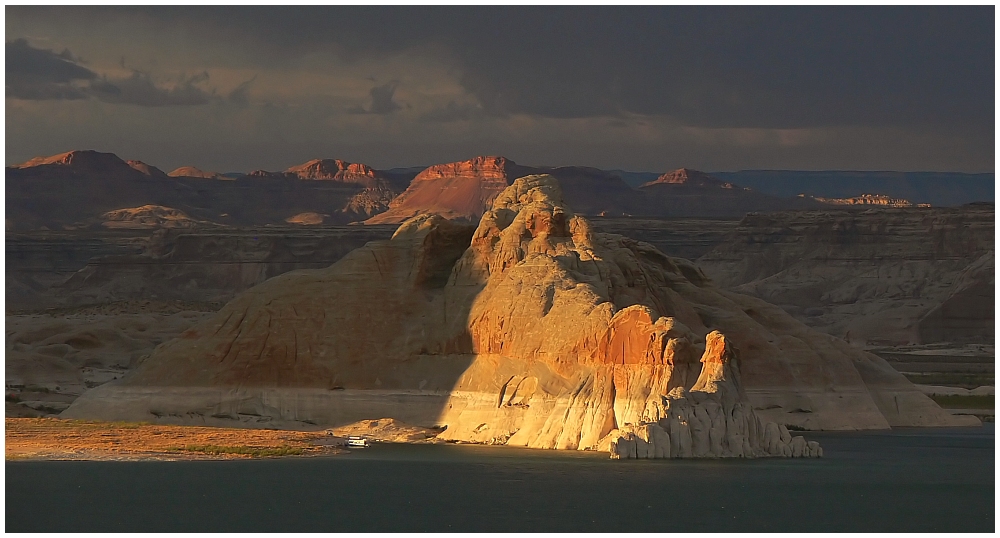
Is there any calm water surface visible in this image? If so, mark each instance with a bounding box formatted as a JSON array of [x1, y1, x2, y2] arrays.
[[6, 425, 994, 532]]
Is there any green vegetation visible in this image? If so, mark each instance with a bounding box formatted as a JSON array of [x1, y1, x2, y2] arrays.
[[167, 444, 305, 457], [929, 394, 994, 409]]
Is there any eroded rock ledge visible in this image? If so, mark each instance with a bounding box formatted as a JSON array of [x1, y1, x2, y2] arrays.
[[602, 332, 821, 459]]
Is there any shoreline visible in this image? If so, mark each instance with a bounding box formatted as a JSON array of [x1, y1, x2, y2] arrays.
[[5, 418, 349, 462]]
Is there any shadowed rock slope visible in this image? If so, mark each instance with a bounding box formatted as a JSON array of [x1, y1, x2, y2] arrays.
[[65, 176, 974, 447], [697, 206, 994, 345]]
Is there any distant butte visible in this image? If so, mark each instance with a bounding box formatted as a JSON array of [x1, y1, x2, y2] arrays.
[[641, 168, 735, 188], [168, 166, 227, 180]]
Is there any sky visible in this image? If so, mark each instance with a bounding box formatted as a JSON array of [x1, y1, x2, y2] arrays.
[[5, 6, 994, 174]]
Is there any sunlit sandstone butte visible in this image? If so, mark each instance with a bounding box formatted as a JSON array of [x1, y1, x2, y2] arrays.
[[64, 176, 975, 458]]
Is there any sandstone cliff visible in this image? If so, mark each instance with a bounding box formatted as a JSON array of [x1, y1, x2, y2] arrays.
[[64, 175, 974, 446], [365, 156, 533, 224]]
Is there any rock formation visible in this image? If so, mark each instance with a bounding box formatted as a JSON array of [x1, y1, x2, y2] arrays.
[[636, 169, 824, 217], [64, 175, 975, 449], [285, 212, 328, 225], [697, 206, 994, 345], [365, 156, 533, 224], [604, 332, 821, 459], [366, 159, 780, 225], [810, 193, 928, 208], [126, 160, 168, 178], [168, 166, 228, 180], [5, 150, 412, 229], [99, 205, 212, 229]]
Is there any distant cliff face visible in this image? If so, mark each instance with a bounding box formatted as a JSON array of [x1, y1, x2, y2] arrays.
[[697, 206, 995, 345], [65, 175, 972, 445], [365, 156, 531, 224]]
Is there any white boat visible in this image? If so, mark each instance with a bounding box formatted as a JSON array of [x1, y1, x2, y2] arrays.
[[346, 436, 370, 448]]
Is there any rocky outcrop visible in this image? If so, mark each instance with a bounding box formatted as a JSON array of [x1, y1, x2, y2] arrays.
[[365, 156, 532, 224], [285, 212, 327, 225], [126, 160, 168, 178], [12, 150, 129, 171], [917, 250, 994, 343], [99, 205, 213, 229], [168, 166, 227, 180], [604, 332, 821, 459], [811, 193, 927, 208], [64, 175, 974, 445]]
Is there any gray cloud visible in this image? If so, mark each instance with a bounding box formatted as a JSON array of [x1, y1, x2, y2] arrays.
[[7, 38, 217, 107], [346, 81, 402, 115], [4, 7, 994, 172], [90, 70, 215, 107], [226, 75, 256, 107], [367, 81, 401, 114], [419, 100, 482, 123]]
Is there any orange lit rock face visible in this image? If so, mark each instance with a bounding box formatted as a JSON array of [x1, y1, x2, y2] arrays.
[[366, 156, 531, 224], [285, 159, 385, 188], [14, 150, 126, 170]]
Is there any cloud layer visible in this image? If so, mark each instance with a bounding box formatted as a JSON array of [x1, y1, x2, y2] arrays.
[[5, 6, 994, 172]]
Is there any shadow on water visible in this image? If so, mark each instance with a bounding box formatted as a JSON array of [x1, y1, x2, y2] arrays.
[[6, 425, 993, 532]]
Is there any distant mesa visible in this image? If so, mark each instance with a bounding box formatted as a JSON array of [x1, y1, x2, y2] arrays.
[[169, 166, 228, 180], [640, 168, 742, 190], [285, 212, 328, 225], [13, 150, 132, 172], [286, 159, 378, 183]]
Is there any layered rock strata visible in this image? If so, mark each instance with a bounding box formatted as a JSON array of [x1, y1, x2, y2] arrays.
[[604, 332, 821, 459], [64, 175, 975, 449], [697, 206, 994, 345]]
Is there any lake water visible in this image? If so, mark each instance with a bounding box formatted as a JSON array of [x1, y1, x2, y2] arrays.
[[6, 425, 994, 532]]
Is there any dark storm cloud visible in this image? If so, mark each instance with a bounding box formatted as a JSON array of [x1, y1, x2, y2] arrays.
[[6, 38, 217, 106], [70, 5, 990, 130], [5, 38, 95, 99], [367, 81, 401, 114]]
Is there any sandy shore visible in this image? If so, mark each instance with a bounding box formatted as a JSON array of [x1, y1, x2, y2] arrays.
[[5, 418, 346, 461]]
